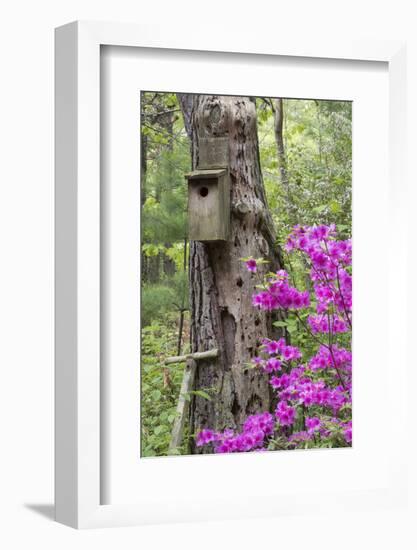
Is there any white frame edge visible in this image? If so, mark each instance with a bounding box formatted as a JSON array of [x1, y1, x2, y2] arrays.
[[55, 20, 407, 529]]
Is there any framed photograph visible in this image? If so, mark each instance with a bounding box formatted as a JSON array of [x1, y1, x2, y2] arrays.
[[55, 21, 408, 528]]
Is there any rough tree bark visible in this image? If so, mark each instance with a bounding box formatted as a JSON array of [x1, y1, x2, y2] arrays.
[[179, 95, 284, 453], [273, 98, 289, 192]]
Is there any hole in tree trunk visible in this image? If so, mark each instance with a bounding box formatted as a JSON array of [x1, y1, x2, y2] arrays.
[[231, 395, 240, 416], [221, 308, 236, 367]]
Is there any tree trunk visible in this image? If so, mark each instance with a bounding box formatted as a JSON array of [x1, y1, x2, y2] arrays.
[[273, 99, 289, 190], [272, 99, 311, 291], [140, 110, 148, 283], [147, 254, 160, 283], [272, 98, 297, 224], [179, 95, 284, 453], [163, 248, 176, 277]]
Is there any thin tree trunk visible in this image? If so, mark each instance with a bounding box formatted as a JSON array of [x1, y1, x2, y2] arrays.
[[163, 248, 176, 277], [272, 98, 311, 290], [273, 99, 290, 192], [314, 99, 331, 183], [179, 95, 284, 453], [147, 255, 160, 283], [140, 107, 148, 283], [176, 237, 188, 355], [272, 98, 296, 224]]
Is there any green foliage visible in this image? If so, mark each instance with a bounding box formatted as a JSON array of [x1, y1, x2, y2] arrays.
[[140, 92, 193, 456], [141, 284, 177, 326], [141, 271, 188, 326], [184, 389, 212, 401], [258, 98, 352, 237], [165, 242, 187, 271], [142, 242, 165, 258], [140, 93, 352, 457], [142, 149, 189, 244], [141, 92, 190, 252], [141, 316, 190, 457], [141, 91, 190, 316]]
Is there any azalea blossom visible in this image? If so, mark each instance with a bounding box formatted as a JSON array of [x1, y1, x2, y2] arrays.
[[196, 224, 352, 454], [245, 259, 257, 273]]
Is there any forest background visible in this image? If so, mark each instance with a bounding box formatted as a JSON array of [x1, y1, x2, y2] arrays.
[[140, 92, 352, 457]]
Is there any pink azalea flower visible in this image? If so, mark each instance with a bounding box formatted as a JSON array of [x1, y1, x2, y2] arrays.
[[200, 223, 352, 454], [245, 259, 257, 273], [275, 401, 296, 426], [196, 429, 217, 447], [305, 416, 321, 433]]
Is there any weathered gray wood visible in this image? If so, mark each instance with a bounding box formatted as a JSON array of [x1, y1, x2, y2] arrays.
[[168, 359, 197, 453], [185, 169, 226, 179], [198, 136, 229, 168], [164, 348, 219, 365], [186, 168, 230, 242]]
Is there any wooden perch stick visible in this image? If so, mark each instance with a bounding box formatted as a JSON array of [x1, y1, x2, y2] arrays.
[[168, 359, 196, 453], [164, 348, 218, 365], [168, 348, 218, 453]]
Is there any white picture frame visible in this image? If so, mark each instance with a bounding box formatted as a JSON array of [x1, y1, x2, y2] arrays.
[[55, 20, 408, 529]]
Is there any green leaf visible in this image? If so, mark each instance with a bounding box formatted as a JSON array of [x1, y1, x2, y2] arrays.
[[151, 389, 162, 401], [169, 448, 181, 456], [337, 224, 348, 232], [273, 321, 288, 328], [313, 204, 327, 214], [142, 243, 165, 257], [329, 200, 342, 214], [188, 390, 212, 401], [142, 449, 156, 457]]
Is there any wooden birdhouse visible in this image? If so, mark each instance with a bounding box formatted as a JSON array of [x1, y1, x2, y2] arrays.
[[185, 168, 230, 242], [185, 136, 230, 242]]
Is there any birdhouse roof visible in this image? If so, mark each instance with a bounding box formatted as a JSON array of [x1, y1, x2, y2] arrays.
[[185, 169, 227, 180]]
